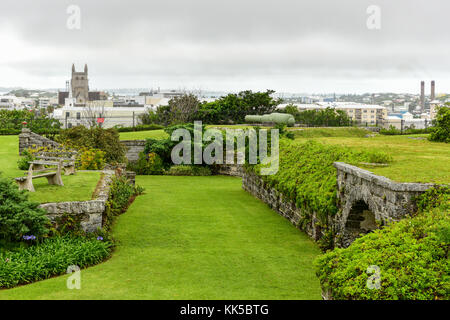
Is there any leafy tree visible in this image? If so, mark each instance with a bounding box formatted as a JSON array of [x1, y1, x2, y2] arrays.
[[429, 104, 450, 143], [196, 90, 282, 124]]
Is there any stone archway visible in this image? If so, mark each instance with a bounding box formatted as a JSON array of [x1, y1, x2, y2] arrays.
[[344, 200, 378, 242]]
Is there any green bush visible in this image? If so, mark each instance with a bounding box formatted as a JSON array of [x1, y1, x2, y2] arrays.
[[57, 126, 126, 164], [131, 152, 164, 175], [0, 236, 112, 288], [247, 139, 392, 249], [315, 187, 450, 300], [167, 165, 212, 176], [17, 149, 35, 170], [0, 174, 49, 242], [429, 105, 450, 143]]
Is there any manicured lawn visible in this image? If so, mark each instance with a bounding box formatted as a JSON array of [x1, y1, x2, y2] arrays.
[[0, 135, 101, 203], [0, 175, 322, 300], [120, 129, 168, 140]]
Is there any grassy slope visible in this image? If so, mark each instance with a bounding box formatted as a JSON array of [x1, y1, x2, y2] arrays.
[[0, 175, 321, 300], [0, 135, 100, 202]]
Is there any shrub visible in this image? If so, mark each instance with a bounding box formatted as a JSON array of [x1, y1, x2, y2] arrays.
[[57, 126, 126, 164], [17, 149, 35, 170], [315, 187, 450, 300], [0, 235, 112, 288], [132, 152, 164, 175], [167, 165, 212, 176], [78, 147, 106, 170], [104, 175, 144, 230], [0, 174, 49, 242], [429, 105, 450, 143]]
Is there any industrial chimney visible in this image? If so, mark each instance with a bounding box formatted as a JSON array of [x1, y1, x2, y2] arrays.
[[431, 80, 435, 101], [420, 81, 425, 110]]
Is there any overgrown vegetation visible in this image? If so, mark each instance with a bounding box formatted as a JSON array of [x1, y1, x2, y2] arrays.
[[103, 175, 144, 230], [247, 139, 392, 249], [315, 186, 450, 300]]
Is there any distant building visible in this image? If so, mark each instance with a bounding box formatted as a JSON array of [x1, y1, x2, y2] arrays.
[[57, 64, 107, 106]]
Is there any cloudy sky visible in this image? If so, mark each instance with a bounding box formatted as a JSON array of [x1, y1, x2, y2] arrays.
[[0, 0, 449, 93]]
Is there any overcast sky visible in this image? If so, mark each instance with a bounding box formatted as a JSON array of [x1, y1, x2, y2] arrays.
[[0, 0, 449, 94]]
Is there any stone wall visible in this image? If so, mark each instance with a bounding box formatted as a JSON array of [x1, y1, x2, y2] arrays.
[[19, 128, 60, 154], [38, 170, 115, 233], [242, 171, 323, 240], [121, 140, 146, 162], [333, 162, 435, 247], [242, 163, 436, 248]]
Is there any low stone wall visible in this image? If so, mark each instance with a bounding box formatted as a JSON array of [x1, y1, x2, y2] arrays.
[[121, 140, 146, 162], [19, 128, 60, 154], [38, 170, 115, 233], [333, 162, 435, 247], [243, 163, 437, 248], [242, 171, 323, 240]]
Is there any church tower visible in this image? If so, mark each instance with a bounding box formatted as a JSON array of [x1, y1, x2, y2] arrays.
[[71, 63, 89, 105]]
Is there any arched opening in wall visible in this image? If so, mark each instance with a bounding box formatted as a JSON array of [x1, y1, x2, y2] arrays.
[[345, 200, 378, 237]]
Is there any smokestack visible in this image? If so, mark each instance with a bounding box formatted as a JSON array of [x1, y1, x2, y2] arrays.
[[420, 81, 425, 110], [431, 80, 435, 101]]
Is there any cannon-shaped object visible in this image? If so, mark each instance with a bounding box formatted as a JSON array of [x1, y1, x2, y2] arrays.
[[245, 113, 295, 127]]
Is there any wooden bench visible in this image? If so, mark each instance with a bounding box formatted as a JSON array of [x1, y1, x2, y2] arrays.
[[15, 161, 64, 192], [35, 151, 77, 175]]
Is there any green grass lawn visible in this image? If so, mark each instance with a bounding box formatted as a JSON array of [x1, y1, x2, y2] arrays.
[[303, 134, 450, 184], [120, 129, 168, 140], [0, 135, 101, 203], [0, 175, 322, 300]]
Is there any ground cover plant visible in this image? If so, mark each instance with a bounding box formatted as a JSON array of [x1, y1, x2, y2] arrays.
[[0, 236, 113, 289], [315, 186, 450, 300], [247, 139, 392, 249]]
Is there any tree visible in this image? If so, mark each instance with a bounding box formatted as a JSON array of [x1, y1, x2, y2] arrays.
[[429, 104, 450, 143], [196, 90, 282, 124], [168, 94, 200, 124]]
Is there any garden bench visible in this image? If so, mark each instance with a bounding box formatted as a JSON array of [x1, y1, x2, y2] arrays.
[[35, 151, 77, 175], [15, 161, 64, 192]]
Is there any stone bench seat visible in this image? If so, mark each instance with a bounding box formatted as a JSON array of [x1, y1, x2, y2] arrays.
[[15, 162, 64, 192], [30, 159, 75, 176]]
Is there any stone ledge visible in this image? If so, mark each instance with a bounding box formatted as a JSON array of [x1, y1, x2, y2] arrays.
[[333, 162, 435, 192]]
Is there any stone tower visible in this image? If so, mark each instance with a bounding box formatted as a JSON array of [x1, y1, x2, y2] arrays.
[[71, 64, 89, 105]]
